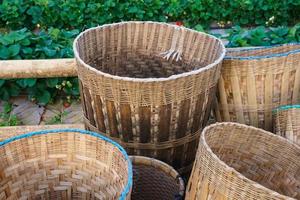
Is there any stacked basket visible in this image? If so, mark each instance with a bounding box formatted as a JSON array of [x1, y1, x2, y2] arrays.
[[273, 105, 300, 145], [73, 21, 225, 174], [214, 44, 300, 131]]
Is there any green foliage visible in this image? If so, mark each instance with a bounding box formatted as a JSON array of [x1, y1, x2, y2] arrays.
[[0, 102, 21, 126], [226, 24, 300, 47], [0, 28, 80, 104], [0, 0, 299, 31], [46, 110, 68, 125]]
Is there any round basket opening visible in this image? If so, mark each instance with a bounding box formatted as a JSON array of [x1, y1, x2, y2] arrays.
[[0, 130, 131, 199], [74, 22, 224, 79], [130, 156, 184, 200], [204, 123, 300, 199]]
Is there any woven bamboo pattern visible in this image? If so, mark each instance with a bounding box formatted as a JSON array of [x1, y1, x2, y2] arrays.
[[274, 105, 300, 145], [73, 21, 225, 173], [130, 156, 184, 200], [186, 122, 300, 200], [0, 124, 84, 140], [214, 43, 300, 131], [0, 129, 132, 199]]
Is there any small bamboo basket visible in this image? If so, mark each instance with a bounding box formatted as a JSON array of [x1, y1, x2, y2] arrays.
[[214, 44, 300, 131], [74, 21, 225, 173], [274, 105, 300, 145], [186, 122, 300, 200], [0, 128, 132, 199], [130, 156, 185, 200]]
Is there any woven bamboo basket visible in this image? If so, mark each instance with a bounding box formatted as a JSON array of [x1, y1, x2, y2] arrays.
[[73, 21, 225, 173], [186, 122, 300, 200], [214, 43, 300, 131], [274, 105, 300, 145], [0, 128, 132, 199], [130, 156, 185, 200]]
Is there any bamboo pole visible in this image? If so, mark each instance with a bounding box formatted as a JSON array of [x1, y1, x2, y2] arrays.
[[0, 58, 77, 79], [0, 47, 255, 79]]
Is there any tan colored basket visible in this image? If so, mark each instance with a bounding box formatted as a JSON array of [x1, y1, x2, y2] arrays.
[[186, 122, 300, 200], [0, 128, 132, 199], [214, 44, 300, 131], [130, 156, 185, 200], [274, 105, 300, 145], [73, 21, 225, 173]]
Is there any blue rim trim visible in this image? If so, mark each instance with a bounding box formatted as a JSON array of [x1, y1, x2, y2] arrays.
[[225, 43, 300, 60], [0, 128, 132, 200], [273, 105, 300, 112]]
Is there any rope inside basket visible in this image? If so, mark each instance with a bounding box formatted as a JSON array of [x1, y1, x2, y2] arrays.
[[0, 128, 133, 200], [160, 26, 185, 61]]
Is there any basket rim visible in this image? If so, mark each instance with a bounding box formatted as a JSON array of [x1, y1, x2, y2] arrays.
[[273, 104, 300, 112], [225, 43, 300, 60], [73, 21, 226, 83], [0, 128, 133, 200], [201, 122, 299, 199]]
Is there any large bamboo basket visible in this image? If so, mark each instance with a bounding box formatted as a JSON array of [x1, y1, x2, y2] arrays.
[[130, 156, 185, 200], [186, 122, 300, 200], [73, 21, 225, 173], [0, 129, 132, 199], [274, 105, 300, 145], [214, 44, 300, 131]]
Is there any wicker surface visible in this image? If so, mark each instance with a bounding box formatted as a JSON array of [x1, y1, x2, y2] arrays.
[[274, 105, 300, 145], [0, 124, 84, 140], [130, 156, 184, 200], [0, 128, 132, 199], [74, 21, 225, 173], [214, 43, 300, 131], [186, 122, 300, 200]]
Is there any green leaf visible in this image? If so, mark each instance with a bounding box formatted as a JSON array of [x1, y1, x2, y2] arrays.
[[0, 79, 5, 87], [0, 46, 9, 59], [25, 78, 37, 87], [46, 78, 59, 88], [0, 88, 10, 101], [16, 78, 37, 88], [8, 44, 21, 57], [43, 47, 57, 57], [195, 24, 204, 32], [22, 47, 33, 54], [37, 90, 51, 104], [7, 84, 20, 96], [49, 28, 60, 40], [20, 38, 31, 46]]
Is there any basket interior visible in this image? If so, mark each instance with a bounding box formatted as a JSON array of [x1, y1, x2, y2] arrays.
[[75, 22, 224, 78], [0, 131, 129, 199], [205, 125, 300, 199], [132, 163, 182, 200]]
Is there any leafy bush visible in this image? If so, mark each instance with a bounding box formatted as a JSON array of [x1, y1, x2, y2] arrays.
[[226, 24, 300, 47], [0, 28, 80, 104], [0, 0, 299, 31]]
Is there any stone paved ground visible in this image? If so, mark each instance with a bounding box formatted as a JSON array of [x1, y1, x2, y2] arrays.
[[0, 96, 83, 126]]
